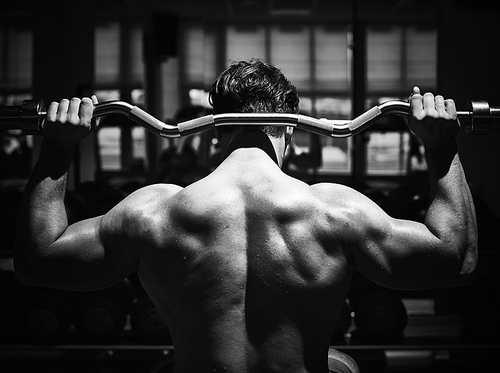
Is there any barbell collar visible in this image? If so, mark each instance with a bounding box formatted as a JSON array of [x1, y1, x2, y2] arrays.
[[21, 100, 46, 135], [465, 100, 491, 135]]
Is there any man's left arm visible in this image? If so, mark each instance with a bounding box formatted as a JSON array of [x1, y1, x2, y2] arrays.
[[14, 97, 138, 291]]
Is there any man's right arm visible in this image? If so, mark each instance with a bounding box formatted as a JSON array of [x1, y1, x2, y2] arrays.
[[408, 88, 477, 276], [332, 88, 477, 290]]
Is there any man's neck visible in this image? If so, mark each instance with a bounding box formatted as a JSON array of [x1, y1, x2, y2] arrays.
[[220, 130, 282, 167]]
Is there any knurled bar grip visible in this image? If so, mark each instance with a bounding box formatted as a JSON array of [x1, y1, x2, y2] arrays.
[[1, 99, 499, 138], [348, 106, 382, 133]]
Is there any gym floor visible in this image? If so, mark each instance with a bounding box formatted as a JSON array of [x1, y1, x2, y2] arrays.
[[2, 260, 499, 372], [1, 340, 498, 372]]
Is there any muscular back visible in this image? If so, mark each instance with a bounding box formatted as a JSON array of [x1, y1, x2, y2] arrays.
[[126, 148, 355, 372]]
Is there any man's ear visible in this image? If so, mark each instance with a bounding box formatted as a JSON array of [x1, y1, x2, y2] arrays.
[[285, 126, 294, 146]]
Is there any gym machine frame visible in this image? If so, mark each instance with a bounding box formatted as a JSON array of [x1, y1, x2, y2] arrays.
[[0, 98, 499, 138]]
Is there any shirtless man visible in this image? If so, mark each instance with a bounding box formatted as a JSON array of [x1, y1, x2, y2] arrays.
[[15, 59, 477, 372]]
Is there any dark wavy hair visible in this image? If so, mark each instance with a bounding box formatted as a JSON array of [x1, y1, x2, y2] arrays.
[[208, 59, 300, 138]]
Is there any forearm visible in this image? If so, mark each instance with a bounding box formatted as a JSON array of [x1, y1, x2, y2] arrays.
[[424, 142, 478, 274], [15, 143, 74, 279]]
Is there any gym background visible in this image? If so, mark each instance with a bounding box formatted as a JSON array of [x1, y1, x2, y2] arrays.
[[1, 0, 499, 372]]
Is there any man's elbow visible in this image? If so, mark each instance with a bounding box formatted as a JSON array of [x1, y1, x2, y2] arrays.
[[460, 248, 478, 276], [451, 243, 478, 287]]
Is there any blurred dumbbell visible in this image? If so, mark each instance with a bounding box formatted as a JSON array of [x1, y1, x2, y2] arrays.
[[130, 295, 172, 345], [458, 276, 500, 343], [348, 273, 407, 343], [0, 188, 23, 253], [352, 290, 407, 343], [73, 280, 135, 344], [0, 270, 25, 343], [17, 287, 72, 345]]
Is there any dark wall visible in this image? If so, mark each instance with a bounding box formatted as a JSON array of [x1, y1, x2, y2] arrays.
[[30, 0, 97, 186], [439, 0, 500, 218], [32, 0, 96, 103]]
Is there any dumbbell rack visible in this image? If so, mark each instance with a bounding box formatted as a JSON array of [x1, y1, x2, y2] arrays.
[[2, 275, 499, 373]]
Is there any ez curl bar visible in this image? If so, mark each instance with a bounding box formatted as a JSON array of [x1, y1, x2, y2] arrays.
[[0, 98, 499, 138]]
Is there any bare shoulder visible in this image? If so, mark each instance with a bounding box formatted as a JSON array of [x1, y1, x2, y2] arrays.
[[101, 183, 183, 240], [309, 182, 391, 233], [120, 183, 182, 208], [310, 182, 369, 206]]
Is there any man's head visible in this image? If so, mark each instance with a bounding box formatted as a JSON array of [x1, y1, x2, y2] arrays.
[[209, 59, 299, 138]]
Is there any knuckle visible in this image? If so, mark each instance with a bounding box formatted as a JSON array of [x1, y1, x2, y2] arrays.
[[79, 118, 91, 127]]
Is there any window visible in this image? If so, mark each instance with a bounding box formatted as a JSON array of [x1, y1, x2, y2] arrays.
[[366, 132, 410, 175], [183, 22, 354, 176], [0, 27, 33, 181], [98, 127, 121, 171], [406, 26, 437, 89], [94, 22, 148, 179], [367, 26, 403, 93], [96, 116, 147, 175], [366, 25, 437, 101], [365, 25, 436, 177], [183, 24, 205, 84], [226, 25, 266, 64], [0, 27, 33, 105], [95, 22, 121, 84], [181, 22, 437, 178], [314, 26, 350, 92], [270, 25, 310, 91]]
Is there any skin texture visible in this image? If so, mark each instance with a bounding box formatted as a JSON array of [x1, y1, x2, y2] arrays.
[[15, 87, 477, 372]]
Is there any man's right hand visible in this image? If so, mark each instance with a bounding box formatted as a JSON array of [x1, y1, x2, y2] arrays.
[[42, 95, 98, 151], [408, 86, 460, 149]]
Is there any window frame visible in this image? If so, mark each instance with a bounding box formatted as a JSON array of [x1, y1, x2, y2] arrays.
[[179, 20, 437, 181]]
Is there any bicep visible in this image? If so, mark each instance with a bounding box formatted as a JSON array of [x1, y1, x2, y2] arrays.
[[351, 212, 444, 290], [35, 214, 139, 291], [313, 183, 453, 290], [47, 183, 180, 290], [17, 183, 179, 291], [349, 196, 473, 290]]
